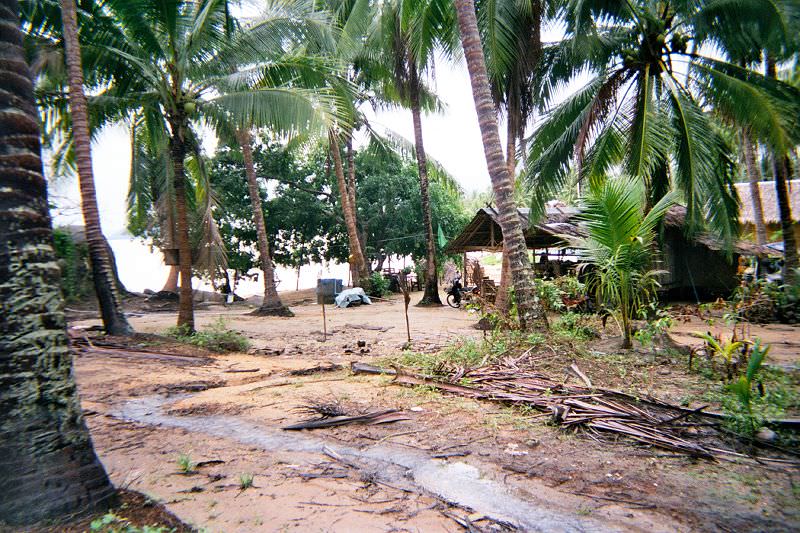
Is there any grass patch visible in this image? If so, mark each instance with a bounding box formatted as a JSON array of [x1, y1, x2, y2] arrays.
[[552, 312, 598, 341], [165, 318, 249, 353], [176, 453, 195, 474], [380, 331, 544, 377], [90, 512, 171, 533], [238, 473, 254, 490]]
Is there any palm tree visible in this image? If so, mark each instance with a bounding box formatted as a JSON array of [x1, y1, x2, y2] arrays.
[[237, 129, 293, 316], [453, 0, 545, 330], [372, 0, 458, 305], [766, 54, 799, 283], [82, 0, 343, 330], [570, 177, 676, 349], [525, 1, 800, 249], [0, 0, 114, 522], [59, 0, 132, 335], [478, 0, 545, 313]]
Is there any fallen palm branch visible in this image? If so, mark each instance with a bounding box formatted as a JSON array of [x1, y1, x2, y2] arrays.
[[378, 365, 721, 459], [283, 409, 410, 430]]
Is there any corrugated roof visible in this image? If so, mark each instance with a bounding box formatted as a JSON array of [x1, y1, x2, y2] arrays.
[[735, 179, 800, 224]]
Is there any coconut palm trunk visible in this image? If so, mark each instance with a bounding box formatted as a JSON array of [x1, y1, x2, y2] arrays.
[[237, 129, 292, 316], [330, 129, 368, 285], [495, 105, 518, 313], [409, 62, 442, 305], [345, 135, 368, 269], [453, 0, 544, 330], [0, 0, 115, 522], [767, 56, 799, 284], [61, 0, 132, 335], [168, 116, 195, 331], [741, 131, 768, 245], [774, 155, 798, 283]]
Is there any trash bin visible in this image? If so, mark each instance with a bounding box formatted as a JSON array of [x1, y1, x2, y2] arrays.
[[316, 278, 343, 304]]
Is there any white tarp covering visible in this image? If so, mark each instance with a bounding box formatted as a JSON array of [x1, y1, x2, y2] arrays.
[[334, 287, 372, 308]]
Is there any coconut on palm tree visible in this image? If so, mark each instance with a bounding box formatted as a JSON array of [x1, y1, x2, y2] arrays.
[[0, 0, 114, 522]]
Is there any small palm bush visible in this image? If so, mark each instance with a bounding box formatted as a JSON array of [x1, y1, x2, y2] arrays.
[[569, 177, 676, 348]]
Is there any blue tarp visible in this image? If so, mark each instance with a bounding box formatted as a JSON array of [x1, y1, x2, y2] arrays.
[[334, 287, 372, 308]]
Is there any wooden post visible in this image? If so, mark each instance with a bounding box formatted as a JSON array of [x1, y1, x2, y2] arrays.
[[398, 273, 412, 346], [321, 300, 327, 341]]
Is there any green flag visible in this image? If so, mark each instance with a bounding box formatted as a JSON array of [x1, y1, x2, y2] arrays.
[[437, 224, 447, 249]]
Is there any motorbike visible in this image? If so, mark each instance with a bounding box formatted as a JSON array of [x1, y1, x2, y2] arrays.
[[446, 276, 478, 308]]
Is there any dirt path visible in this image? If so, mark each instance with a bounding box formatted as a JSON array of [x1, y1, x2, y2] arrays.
[[71, 295, 799, 532]]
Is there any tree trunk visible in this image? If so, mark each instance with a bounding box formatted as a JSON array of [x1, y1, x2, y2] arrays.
[[774, 155, 798, 283], [767, 55, 799, 284], [409, 62, 442, 305], [495, 106, 518, 314], [169, 119, 195, 331], [346, 134, 357, 221], [346, 135, 369, 272], [161, 265, 179, 293], [330, 129, 368, 285], [741, 131, 768, 245], [61, 0, 132, 335], [237, 129, 292, 316], [0, 1, 115, 522], [453, 0, 545, 330]]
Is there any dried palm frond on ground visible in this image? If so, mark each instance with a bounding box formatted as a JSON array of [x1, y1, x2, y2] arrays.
[[352, 363, 797, 462], [292, 399, 349, 419]]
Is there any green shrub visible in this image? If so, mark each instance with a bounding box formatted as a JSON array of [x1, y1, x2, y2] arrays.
[[535, 276, 586, 312], [734, 271, 800, 324], [553, 312, 597, 340], [52, 228, 93, 302], [366, 272, 390, 298], [634, 305, 674, 349], [166, 318, 250, 353], [238, 473, 254, 490]]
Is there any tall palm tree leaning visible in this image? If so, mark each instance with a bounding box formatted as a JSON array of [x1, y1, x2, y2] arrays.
[[237, 129, 293, 316], [453, 0, 546, 330], [0, 0, 115, 522], [59, 0, 132, 335], [479, 0, 543, 313]]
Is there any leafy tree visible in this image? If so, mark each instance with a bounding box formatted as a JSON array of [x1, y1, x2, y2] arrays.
[[208, 140, 468, 287], [569, 177, 676, 349]]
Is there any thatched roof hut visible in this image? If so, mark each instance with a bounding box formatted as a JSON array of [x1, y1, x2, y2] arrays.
[[446, 205, 773, 299], [735, 180, 800, 225]]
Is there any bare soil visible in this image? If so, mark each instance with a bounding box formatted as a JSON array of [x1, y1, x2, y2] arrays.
[[55, 292, 800, 532]]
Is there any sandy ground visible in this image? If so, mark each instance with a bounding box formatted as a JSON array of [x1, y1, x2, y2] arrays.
[[66, 293, 799, 532]]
